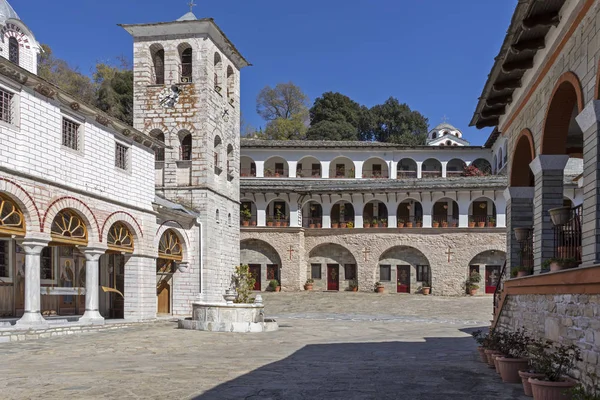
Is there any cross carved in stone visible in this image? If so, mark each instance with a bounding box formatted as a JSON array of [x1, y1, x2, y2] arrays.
[[363, 248, 371, 262], [445, 246, 454, 263], [288, 246, 294, 261]]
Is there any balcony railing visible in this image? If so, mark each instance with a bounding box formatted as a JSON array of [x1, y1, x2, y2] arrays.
[[304, 217, 322, 228], [265, 169, 286, 177], [240, 168, 257, 177], [468, 215, 497, 227], [332, 169, 355, 179], [446, 170, 464, 177], [266, 218, 290, 227], [362, 169, 389, 179], [432, 215, 458, 227], [422, 171, 442, 178], [553, 205, 582, 264], [396, 216, 423, 227], [296, 168, 321, 178], [397, 170, 417, 179]]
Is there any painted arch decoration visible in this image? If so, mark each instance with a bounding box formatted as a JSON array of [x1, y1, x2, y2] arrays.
[[107, 222, 134, 253], [50, 209, 88, 245], [0, 194, 25, 236], [158, 229, 183, 261]]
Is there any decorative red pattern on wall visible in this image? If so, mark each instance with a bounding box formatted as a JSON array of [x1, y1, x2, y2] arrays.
[[0, 177, 42, 229], [100, 211, 144, 241], [42, 196, 100, 240]]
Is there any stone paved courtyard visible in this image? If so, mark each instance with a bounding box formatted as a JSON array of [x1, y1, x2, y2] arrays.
[[0, 293, 528, 399]]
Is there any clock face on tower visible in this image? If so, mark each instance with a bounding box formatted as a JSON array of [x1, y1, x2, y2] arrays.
[[159, 85, 180, 108]]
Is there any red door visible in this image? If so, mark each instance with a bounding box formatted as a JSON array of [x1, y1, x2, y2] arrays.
[[249, 264, 261, 291], [397, 265, 410, 293], [327, 264, 339, 291], [485, 265, 501, 294]]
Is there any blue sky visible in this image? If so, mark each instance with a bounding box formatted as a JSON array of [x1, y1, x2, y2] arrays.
[[17, 0, 516, 145]]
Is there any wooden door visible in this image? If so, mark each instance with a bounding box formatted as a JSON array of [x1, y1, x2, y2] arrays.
[[485, 265, 501, 294], [327, 264, 339, 291], [397, 265, 410, 293], [157, 281, 170, 314], [249, 264, 261, 291]]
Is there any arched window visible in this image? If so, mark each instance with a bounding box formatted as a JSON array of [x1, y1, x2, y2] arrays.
[[226, 144, 234, 177], [150, 130, 165, 161], [227, 66, 234, 102], [216, 209, 220, 223], [180, 47, 193, 83], [214, 53, 222, 92], [214, 135, 222, 174], [180, 134, 192, 161], [228, 213, 231, 226], [8, 37, 19, 65], [151, 45, 165, 85]]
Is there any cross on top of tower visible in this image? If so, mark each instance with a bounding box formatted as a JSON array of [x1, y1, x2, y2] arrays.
[[188, 0, 197, 12], [442, 115, 450, 123]]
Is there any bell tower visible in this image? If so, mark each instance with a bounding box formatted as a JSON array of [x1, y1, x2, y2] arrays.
[[121, 12, 250, 303]]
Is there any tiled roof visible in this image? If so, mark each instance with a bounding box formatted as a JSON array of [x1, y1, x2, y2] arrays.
[[240, 139, 486, 150]]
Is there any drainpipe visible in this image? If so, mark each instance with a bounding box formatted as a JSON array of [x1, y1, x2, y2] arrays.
[[195, 217, 203, 302]]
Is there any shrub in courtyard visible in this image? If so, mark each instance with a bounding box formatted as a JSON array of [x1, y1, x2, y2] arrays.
[[304, 279, 314, 291], [269, 279, 280, 292], [466, 271, 481, 295], [349, 278, 358, 292], [374, 281, 384, 293], [523, 339, 580, 397], [570, 373, 600, 400], [232, 265, 256, 304]]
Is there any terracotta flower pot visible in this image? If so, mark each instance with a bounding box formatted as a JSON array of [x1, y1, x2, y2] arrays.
[[550, 262, 565, 272], [517, 271, 530, 278], [340, 223, 347, 228], [493, 354, 505, 374], [441, 222, 448, 228], [332, 223, 339, 228], [469, 288, 478, 296], [309, 224, 316, 229], [242, 220, 249, 227], [364, 223, 371, 228], [376, 286, 384, 293], [497, 357, 529, 383], [529, 377, 577, 400], [422, 287, 430, 295], [519, 371, 544, 397], [487, 222, 495, 227], [267, 222, 274, 227], [304, 284, 313, 291], [406, 222, 413, 228], [432, 222, 440, 228], [478, 222, 486, 228], [469, 222, 476, 228], [398, 223, 405, 228], [275, 286, 281, 292], [317, 223, 321, 228], [275, 222, 281, 227], [485, 350, 503, 367], [251, 221, 256, 226], [351, 287, 358, 292], [477, 347, 487, 363]]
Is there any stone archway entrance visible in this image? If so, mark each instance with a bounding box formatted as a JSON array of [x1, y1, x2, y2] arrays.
[[157, 229, 183, 315]]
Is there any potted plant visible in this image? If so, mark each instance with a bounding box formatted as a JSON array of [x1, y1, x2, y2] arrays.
[[251, 220, 257, 226], [416, 219, 422, 228], [406, 220, 413, 228], [432, 221, 440, 228], [332, 220, 339, 229], [265, 168, 273, 177], [340, 221, 347, 228], [472, 330, 489, 363], [542, 258, 578, 272], [421, 284, 431, 295], [469, 218, 476, 228], [309, 222, 316, 229], [511, 265, 533, 278], [477, 220, 486, 228], [372, 218, 378, 227], [528, 341, 581, 398], [482, 329, 507, 368], [269, 279, 281, 292], [374, 282, 385, 293], [241, 207, 252, 227], [441, 220, 449, 228], [304, 279, 314, 291], [380, 218, 387, 228], [398, 219, 405, 228], [549, 206, 571, 226], [496, 328, 532, 384], [487, 217, 496, 227], [349, 278, 358, 292], [364, 220, 371, 228], [347, 221, 354, 229], [466, 270, 481, 296], [266, 217, 274, 227]]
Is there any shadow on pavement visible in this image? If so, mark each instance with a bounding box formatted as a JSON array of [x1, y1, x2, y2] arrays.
[[194, 328, 527, 400]]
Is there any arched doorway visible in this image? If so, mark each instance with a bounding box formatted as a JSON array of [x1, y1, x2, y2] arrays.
[[240, 239, 283, 291], [308, 243, 357, 291], [0, 193, 26, 318], [469, 197, 497, 227], [103, 222, 135, 319], [379, 246, 430, 294], [157, 229, 184, 315], [468, 250, 506, 294]]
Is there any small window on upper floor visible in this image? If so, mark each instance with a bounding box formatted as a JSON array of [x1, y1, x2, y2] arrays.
[[180, 134, 192, 161], [227, 66, 234, 104], [0, 88, 15, 125], [151, 45, 165, 85], [214, 53, 223, 93], [62, 117, 80, 151], [8, 37, 19, 65], [180, 47, 193, 83], [115, 142, 129, 171]]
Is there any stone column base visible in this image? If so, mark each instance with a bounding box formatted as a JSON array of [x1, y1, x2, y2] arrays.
[[79, 311, 105, 325], [15, 311, 48, 328]]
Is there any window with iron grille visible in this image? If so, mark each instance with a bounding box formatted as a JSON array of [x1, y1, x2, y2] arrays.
[[8, 37, 19, 65], [115, 142, 129, 170], [311, 264, 322, 280], [62, 118, 80, 150], [0, 88, 13, 124], [416, 265, 429, 283], [344, 264, 356, 280], [41, 247, 53, 280], [380, 265, 391, 281], [0, 241, 7, 278]]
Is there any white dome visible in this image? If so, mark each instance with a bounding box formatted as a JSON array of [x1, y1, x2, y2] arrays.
[[0, 0, 18, 25]]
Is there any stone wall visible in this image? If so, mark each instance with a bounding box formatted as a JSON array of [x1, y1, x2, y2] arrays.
[[241, 228, 506, 295], [498, 293, 600, 389]]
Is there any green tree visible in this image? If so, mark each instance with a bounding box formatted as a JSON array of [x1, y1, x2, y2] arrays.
[[369, 97, 428, 145], [307, 92, 365, 141], [37, 44, 96, 104], [256, 82, 309, 121], [306, 120, 357, 141], [257, 114, 307, 140], [94, 60, 134, 126]]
